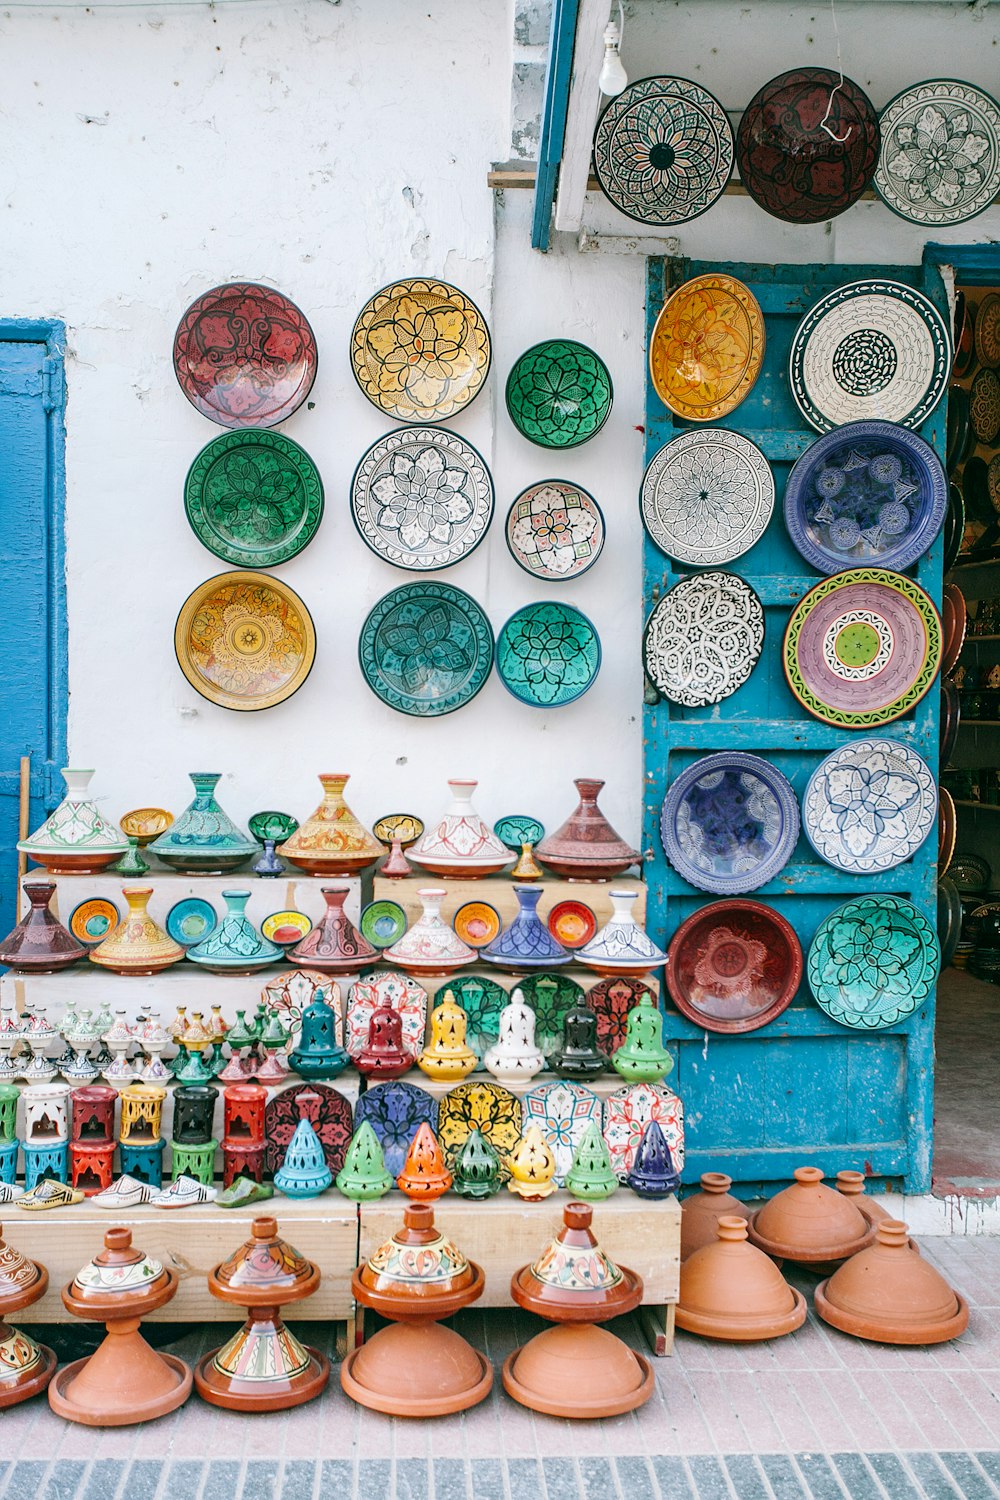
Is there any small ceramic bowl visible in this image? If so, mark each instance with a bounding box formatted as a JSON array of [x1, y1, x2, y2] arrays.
[[372, 813, 425, 849], [359, 900, 408, 950], [261, 910, 312, 947], [453, 902, 502, 949], [69, 898, 120, 947], [120, 808, 174, 847], [547, 900, 598, 950]]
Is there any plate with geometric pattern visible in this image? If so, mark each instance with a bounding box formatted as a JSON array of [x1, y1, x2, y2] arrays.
[[643, 572, 764, 708], [875, 80, 1000, 227], [351, 427, 494, 572], [640, 429, 774, 566]]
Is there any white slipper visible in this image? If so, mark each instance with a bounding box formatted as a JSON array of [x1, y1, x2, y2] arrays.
[[93, 1174, 153, 1209], [149, 1174, 218, 1209]]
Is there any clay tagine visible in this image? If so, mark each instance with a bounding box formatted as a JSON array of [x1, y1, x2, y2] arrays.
[[409, 779, 514, 879], [681, 1173, 750, 1261], [814, 1219, 969, 1345], [18, 768, 128, 874], [340, 1201, 492, 1415], [0, 882, 86, 973], [383, 888, 476, 977], [0, 1223, 57, 1407], [676, 1215, 806, 1342], [396, 1122, 453, 1201], [89, 888, 185, 976], [279, 774, 384, 876], [747, 1166, 877, 1265], [194, 1215, 330, 1410], [289, 886, 378, 974], [535, 778, 640, 882], [504, 1201, 653, 1418], [148, 772, 259, 874], [835, 1168, 895, 1227], [48, 1226, 192, 1424]]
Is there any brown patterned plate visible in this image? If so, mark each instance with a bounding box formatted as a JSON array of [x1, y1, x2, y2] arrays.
[[976, 292, 1000, 369], [649, 273, 765, 422], [174, 570, 316, 711], [971, 368, 1000, 445], [939, 787, 957, 876], [350, 278, 491, 423], [942, 582, 968, 677]]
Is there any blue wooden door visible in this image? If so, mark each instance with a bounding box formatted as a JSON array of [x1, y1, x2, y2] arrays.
[[643, 260, 945, 1196], [0, 324, 67, 938]]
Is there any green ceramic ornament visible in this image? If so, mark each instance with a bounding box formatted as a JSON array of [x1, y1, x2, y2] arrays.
[[0, 1084, 19, 1145], [259, 1011, 290, 1050], [112, 837, 149, 876], [611, 994, 673, 1083], [335, 1122, 393, 1201], [225, 1010, 255, 1051], [184, 429, 325, 568], [217, 1177, 275, 1209], [452, 1127, 504, 1199], [173, 1048, 217, 1085], [565, 1120, 618, 1201]]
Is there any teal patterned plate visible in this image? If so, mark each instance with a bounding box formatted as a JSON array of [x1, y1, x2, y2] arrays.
[[438, 974, 508, 1066], [184, 430, 324, 567], [496, 602, 601, 708], [806, 894, 939, 1030], [359, 582, 494, 717], [505, 340, 613, 448]]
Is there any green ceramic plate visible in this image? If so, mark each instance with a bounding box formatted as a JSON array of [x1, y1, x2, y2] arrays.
[[359, 581, 494, 717], [806, 894, 939, 1030], [184, 431, 325, 567], [496, 601, 601, 708], [505, 340, 613, 449], [360, 900, 408, 950], [248, 810, 300, 843]]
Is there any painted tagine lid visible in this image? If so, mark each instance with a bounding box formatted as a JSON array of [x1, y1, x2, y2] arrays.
[[676, 1216, 807, 1341], [279, 774, 384, 875], [536, 778, 640, 880], [511, 1201, 643, 1322], [289, 886, 378, 973], [578, 890, 667, 976], [747, 1166, 876, 1263], [89, 888, 185, 975], [353, 1202, 485, 1320], [482, 886, 569, 971], [187, 890, 283, 974], [681, 1173, 750, 1261], [18, 769, 128, 874], [209, 1216, 320, 1306], [0, 881, 87, 973], [0, 1221, 47, 1311], [149, 772, 259, 873], [410, 780, 514, 878], [814, 1220, 969, 1345], [383, 889, 476, 976], [63, 1226, 177, 1320]]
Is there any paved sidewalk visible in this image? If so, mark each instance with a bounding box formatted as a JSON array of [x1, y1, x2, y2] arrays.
[[2, 1236, 999, 1498]]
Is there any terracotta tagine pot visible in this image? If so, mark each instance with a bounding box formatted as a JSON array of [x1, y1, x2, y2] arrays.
[[48, 1226, 192, 1424], [504, 1201, 653, 1418], [194, 1215, 330, 1410], [340, 1202, 492, 1416], [18, 768, 128, 874], [0, 882, 86, 973], [409, 779, 514, 879], [396, 1122, 453, 1201], [289, 885, 378, 973], [814, 1219, 969, 1345], [279, 774, 384, 876], [681, 1173, 750, 1261], [535, 778, 640, 882], [89, 888, 185, 976], [676, 1216, 807, 1342], [835, 1169, 895, 1227], [0, 1223, 57, 1407], [747, 1166, 876, 1265]]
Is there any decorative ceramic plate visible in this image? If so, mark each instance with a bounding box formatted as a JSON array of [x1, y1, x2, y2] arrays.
[[547, 900, 597, 950], [640, 428, 774, 566], [587, 975, 655, 1056], [976, 292, 1000, 368], [643, 572, 764, 708], [350, 426, 494, 571], [184, 430, 324, 569], [789, 281, 951, 433], [345, 973, 428, 1062], [261, 969, 342, 1036], [940, 677, 960, 766], [947, 387, 971, 474], [938, 876, 963, 969], [875, 80, 1000, 225], [174, 570, 316, 712], [948, 851, 991, 893], [248, 810, 299, 844], [963, 456, 994, 526], [783, 568, 942, 729], [736, 68, 879, 224], [437, 1080, 521, 1164], [372, 813, 424, 847], [261, 910, 312, 946], [359, 900, 408, 950], [660, 752, 800, 896], [649, 274, 765, 422], [942, 581, 968, 676], [506, 340, 613, 449], [522, 1081, 603, 1185], [494, 816, 545, 849], [971, 368, 1000, 445], [358, 582, 494, 717], [518, 972, 586, 1059], [355, 1080, 438, 1177], [119, 808, 173, 846], [592, 75, 733, 225], [806, 895, 939, 1030], [783, 421, 948, 575], [452, 901, 502, 949], [68, 898, 120, 947], [440, 975, 507, 1066], [350, 278, 491, 423], [954, 291, 975, 378], [505, 480, 605, 581], [265, 1082, 352, 1175], [173, 283, 317, 429], [165, 897, 217, 947], [496, 602, 600, 708], [803, 739, 937, 873], [665, 899, 803, 1034], [989, 457, 1000, 516], [604, 1081, 684, 1179], [944, 485, 966, 574], [938, 786, 956, 876]]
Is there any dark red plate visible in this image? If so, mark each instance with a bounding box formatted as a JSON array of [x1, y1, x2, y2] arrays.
[[173, 282, 318, 429], [665, 899, 802, 1034], [585, 975, 655, 1056]]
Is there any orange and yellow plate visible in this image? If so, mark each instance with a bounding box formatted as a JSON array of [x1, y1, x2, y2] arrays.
[[649, 272, 765, 422]]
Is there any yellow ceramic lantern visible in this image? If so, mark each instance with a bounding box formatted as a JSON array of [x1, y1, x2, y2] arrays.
[[417, 993, 477, 1083], [89, 889, 185, 976], [279, 774, 384, 875], [119, 1084, 167, 1145], [507, 1125, 557, 1201]]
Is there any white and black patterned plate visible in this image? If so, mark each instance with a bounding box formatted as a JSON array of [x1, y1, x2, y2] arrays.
[[643, 572, 764, 708], [351, 426, 494, 571], [640, 429, 774, 566], [875, 80, 1000, 227], [789, 280, 952, 434], [593, 76, 734, 226]]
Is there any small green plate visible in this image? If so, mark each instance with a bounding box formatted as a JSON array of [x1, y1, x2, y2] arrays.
[[505, 339, 613, 449], [249, 810, 299, 843], [493, 815, 545, 848], [360, 900, 408, 950], [185, 430, 325, 567]]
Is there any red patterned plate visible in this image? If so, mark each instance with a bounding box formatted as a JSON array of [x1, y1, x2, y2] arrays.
[[264, 1082, 352, 1175], [173, 283, 318, 429], [665, 900, 802, 1034], [585, 975, 656, 1056], [547, 900, 597, 950]]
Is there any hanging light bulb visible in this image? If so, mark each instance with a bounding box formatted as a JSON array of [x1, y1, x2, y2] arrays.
[[599, 7, 628, 98]]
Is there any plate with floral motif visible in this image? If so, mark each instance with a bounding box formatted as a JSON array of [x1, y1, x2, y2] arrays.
[[640, 428, 774, 566], [587, 975, 656, 1056], [261, 968, 342, 1037], [875, 81, 1000, 227], [69, 898, 120, 947], [643, 572, 764, 708], [185, 430, 324, 568], [505, 480, 605, 581], [522, 1081, 603, 1185], [660, 752, 799, 896], [649, 274, 765, 422], [174, 570, 316, 712], [603, 1081, 685, 1180], [665, 900, 802, 1034], [803, 739, 937, 874], [355, 1080, 438, 1177], [264, 1082, 352, 1174], [351, 427, 494, 572], [439, 975, 507, 1065], [359, 582, 494, 718], [971, 368, 1000, 445], [345, 973, 427, 1062], [976, 292, 1000, 368], [496, 602, 601, 708], [436, 1080, 521, 1165], [350, 278, 491, 423], [806, 894, 939, 1030], [506, 341, 613, 449], [518, 972, 585, 1059]]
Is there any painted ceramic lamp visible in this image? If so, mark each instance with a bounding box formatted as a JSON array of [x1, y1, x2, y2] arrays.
[[149, 774, 259, 873], [89, 890, 185, 976], [0, 883, 86, 973], [410, 780, 513, 878], [483, 992, 545, 1083], [18, 770, 128, 875], [279, 775, 384, 875]]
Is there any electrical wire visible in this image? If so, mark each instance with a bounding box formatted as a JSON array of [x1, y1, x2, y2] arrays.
[[818, 0, 852, 144]]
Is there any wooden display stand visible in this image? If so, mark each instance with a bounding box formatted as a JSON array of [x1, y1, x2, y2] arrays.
[[374, 874, 644, 928]]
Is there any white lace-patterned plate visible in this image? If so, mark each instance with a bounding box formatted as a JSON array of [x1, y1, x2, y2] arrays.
[[875, 80, 1000, 227], [643, 572, 764, 707], [640, 429, 774, 565], [803, 738, 938, 874], [350, 426, 494, 571]]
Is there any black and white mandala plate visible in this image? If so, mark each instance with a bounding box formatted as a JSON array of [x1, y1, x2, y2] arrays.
[[643, 572, 765, 708], [351, 426, 494, 571], [640, 428, 774, 566]]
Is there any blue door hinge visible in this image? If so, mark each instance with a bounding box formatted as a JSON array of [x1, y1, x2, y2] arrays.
[[42, 356, 65, 413]]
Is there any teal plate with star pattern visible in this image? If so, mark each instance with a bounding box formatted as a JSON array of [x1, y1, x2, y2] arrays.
[[184, 430, 325, 567], [358, 581, 494, 717], [806, 894, 940, 1031], [496, 601, 601, 708]]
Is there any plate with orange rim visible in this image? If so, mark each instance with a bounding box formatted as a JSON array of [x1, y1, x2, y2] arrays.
[[547, 899, 598, 950], [350, 278, 491, 424], [649, 273, 765, 422], [453, 901, 502, 949]]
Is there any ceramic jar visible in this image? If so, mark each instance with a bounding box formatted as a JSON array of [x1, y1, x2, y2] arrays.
[[279, 774, 384, 875], [383, 889, 475, 977], [0, 883, 86, 973], [536, 778, 640, 881], [410, 781, 513, 879], [18, 769, 128, 875], [149, 773, 259, 874]]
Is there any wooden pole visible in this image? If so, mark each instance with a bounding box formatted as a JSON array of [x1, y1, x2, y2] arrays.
[[17, 756, 29, 900]]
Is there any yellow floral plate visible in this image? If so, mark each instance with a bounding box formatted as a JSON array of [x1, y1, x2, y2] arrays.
[[174, 569, 316, 712], [350, 278, 491, 423], [649, 273, 765, 422]]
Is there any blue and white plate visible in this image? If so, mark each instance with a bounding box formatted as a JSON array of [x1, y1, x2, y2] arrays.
[[660, 752, 799, 896], [803, 739, 937, 874], [165, 897, 217, 947]]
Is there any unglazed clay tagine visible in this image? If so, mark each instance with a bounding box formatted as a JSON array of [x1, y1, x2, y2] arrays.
[[0, 882, 86, 974], [536, 778, 640, 881], [280, 774, 384, 875], [681, 1173, 750, 1261], [747, 1166, 876, 1265], [814, 1220, 968, 1345], [0, 1223, 57, 1408], [18, 769, 128, 874], [410, 780, 514, 878], [677, 1216, 807, 1342]]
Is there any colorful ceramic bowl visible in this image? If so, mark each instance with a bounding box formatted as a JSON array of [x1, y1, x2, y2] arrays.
[[359, 582, 494, 718], [248, 810, 299, 844], [496, 602, 601, 709], [649, 273, 765, 422], [547, 900, 597, 951], [453, 902, 502, 949], [505, 341, 613, 449], [261, 910, 313, 946], [174, 570, 316, 712], [948, 851, 991, 894], [660, 752, 800, 896], [119, 808, 173, 847], [493, 816, 545, 849], [806, 895, 939, 1030], [359, 900, 408, 951], [665, 899, 803, 1034], [184, 430, 324, 569], [372, 813, 425, 848], [165, 898, 218, 948], [68, 898, 120, 947], [505, 480, 605, 581], [350, 278, 491, 423]]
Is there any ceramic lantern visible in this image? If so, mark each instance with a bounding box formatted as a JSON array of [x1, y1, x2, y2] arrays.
[[18, 769, 128, 875], [288, 999, 350, 1079], [611, 996, 673, 1083], [279, 774, 384, 875], [396, 1122, 452, 1200], [0, 882, 86, 973], [565, 1121, 618, 1201], [483, 991, 545, 1083], [417, 994, 477, 1082], [626, 1119, 680, 1198], [814, 1219, 968, 1345], [452, 1127, 504, 1199], [747, 1166, 877, 1265], [335, 1123, 394, 1201], [273, 1096, 333, 1198], [289, 886, 377, 974], [353, 1003, 411, 1081], [410, 780, 513, 879], [507, 1125, 557, 1201], [536, 779, 640, 881], [0, 1223, 57, 1407], [148, 773, 259, 874], [551, 1005, 606, 1080]]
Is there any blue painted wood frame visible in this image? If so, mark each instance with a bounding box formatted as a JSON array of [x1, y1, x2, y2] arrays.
[[642, 260, 945, 1196], [531, 0, 580, 252]]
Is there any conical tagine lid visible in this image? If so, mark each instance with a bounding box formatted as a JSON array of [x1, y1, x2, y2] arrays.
[[211, 1216, 319, 1303], [410, 780, 512, 872], [70, 1226, 170, 1301], [815, 1220, 969, 1345], [748, 1166, 875, 1262], [511, 1201, 642, 1320], [18, 769, 128, 863], [0, 881, 86, 972], [536, 778, 639, 875], [677, 1216, 806, 1341], [360, 1202, 476, 1302], [280, 774, 383, 870], [149, 772, 259, 863], [0, 1222, 44, 1298]]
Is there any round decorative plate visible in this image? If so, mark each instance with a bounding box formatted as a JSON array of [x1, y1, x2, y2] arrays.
[[954, 291, 975, 378], [184, 430, 324, 568], [949, 851, 991, 894], [358, 582, 493, 718], [988, 457, 1000, 516], [505, 341, 613, 448], [173, 283, 317, 429], [165, 897, 218, 947], [947, 388, 970, 474], [547, 899, 597, 950], [789, 280, 951, 433], [940, 677, 960, 766], [938, 876, 963, 969], [938, 786, 956, 876], [875, 80, 1000, 226], [592, 75, 733, 226], [355, 1080, 438, 1177], [522, 1080, 604, 1185], [505, 480, 605, 581], [119, 808, 173, 846], [640, 429, 774, 566], [496, 602, 601, 708], [665, 899, 803, 1034], [660, 752, 800, 896], [802, 738, 937, 873], [518, 973, 586, 1057], [783, 420, 948, 575], [975, 292, 1000, 368], [452, 901, 502, 949], [437, 1081, 522, 1162], [944, 485, 966, 574], [649, 274, 765, 422], [971, 368, 1000, 445], [248, 810, 299, 843], [264, 1082, 352, 1175], [350, 426, 494, 572], [493, 815, 545, 848], [174, 570, 316, 712], [806, 895, 939, 1030], [359, 900, 408, 950], [69, 898, 120, 946], [942, 581, 968, 676], [350, 278, 491, 423], [782, 568, 942, 728], [588, 976, 655, 1056], [261, 910, 312, 946], [263, 969, 342, 1037], [643, 572, 764, 708], [736, 67, 880, 224], [346, 973, 428, 1063], [372, 813, 424, 847], [441, 975, 507, 1064]]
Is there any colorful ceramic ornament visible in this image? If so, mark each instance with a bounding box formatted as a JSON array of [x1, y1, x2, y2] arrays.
[[185, 429, 324, 568], [360, 582, 494, 717], [252, 840, 284, 877], [437, 975, 506, 1065], [355, 1081, 438, 1178], [346, 973, 427, 1064], [113, 838, 149, 877], [806, 895, 939, 1030], [604, 1081, 684, 1181], [350, 277, 491, 424], [187, 890, 282, 974], [640, 430, 774, 567], [626, 1119, 680, 1198], [536, 778, 639, 881], [452, 901, 502, 949], [665, 900, 803, 1035], [279, 774, 383, 875], [451, 1128, 504, 1198], [379, 839, 413, 878], [518, 972, 585, 1059], [359, 900, 408, 950], [505, 480, 605, 581], [676, 1216, 806, 1342], [396, 1122, 452, 1200], [875, 80, 1000, 226], [120, 808, 173, 846], [660, 752, 800, 896], [482, 991, 545, 1083], [372, 812, 424, 847], [507, 1125, 557, 1200], [578, 889, 667, 976], [550, 1005, 606, 1079], [412, 780, 513, 877], [565, 1121, 618, 1201], [264, 1083, 352, 1177], [803, 738, 937, 874], [17, 1180, 83, 1211], [417, 993, 478, 1082], [506, 340, 613, 449], [165, 898, 217, 948], [383, 889, 476, 977], [150, 773, 258, 873], [0, 1224, 56, 1408], [68, 898, 119, 947], [90, 889, 184, 976], [482, 886, 569, 971], [273, 1096, 334, 1198], [0, 882, 85, 973], [335, 1123, 394, 1201], [496, 601, 601, 708], [436, 1080, 522, 1163], [649, 274, 764, 422], [611, 996, 673, 1083], [643, 572, 765, 708], [289, 886, 377, 974], [18, 769, 128, 874], [547, 900, 597, 950], [522, 1080, 603, 1184], [174, 571, 316, 712], [511, 844, 543, 880], [288, 1000, 350, 1079], [814, 1219, 968, 1345]]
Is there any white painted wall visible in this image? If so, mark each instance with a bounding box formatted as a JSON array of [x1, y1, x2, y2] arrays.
[[3, 0, 1000, 849]]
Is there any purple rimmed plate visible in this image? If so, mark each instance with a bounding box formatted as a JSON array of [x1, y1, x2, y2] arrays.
[[659, 752, 800, 895]]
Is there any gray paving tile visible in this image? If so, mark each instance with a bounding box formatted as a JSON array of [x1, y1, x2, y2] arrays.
[[686, 1456, 729, 1500], [82, 1460, 126, 1500], [432, 1459, 463, 1500], [759, 1456, 807, 1499], [905, 1454, 962, 1499], [831, 1456, 881, 1500], [165, 1463, 203, 1500], [279, 1463, 314, 1500], [241, 1461, 278, 1500], [791, 1455, 846, 1500], [615, 1458, 656, 1500], [121, 1464, 163, 1500], [320, 1461, 353, 1499], [723, 1457, 767, 1500], [973, 1456, 1000, 1496], [42, 1465, 87, 1500], [509, 1459, 544, 1500], [470, 1459, 505, 1500], [651, 1457, 695, 1500], [544, 1458, 581, 1500], [866, 1455, 922, 1499], [580, 1459, 616, 1500], [203, 1461, 242, 1500], [939, 1454, 996, 1500], [358, 1460, 390, 1500], [396, 1459, 429, 1500], [5, 1464, 48, 1500]]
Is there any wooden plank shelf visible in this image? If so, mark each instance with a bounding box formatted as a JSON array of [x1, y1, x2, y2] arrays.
[[372, 875, 645, 928]]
